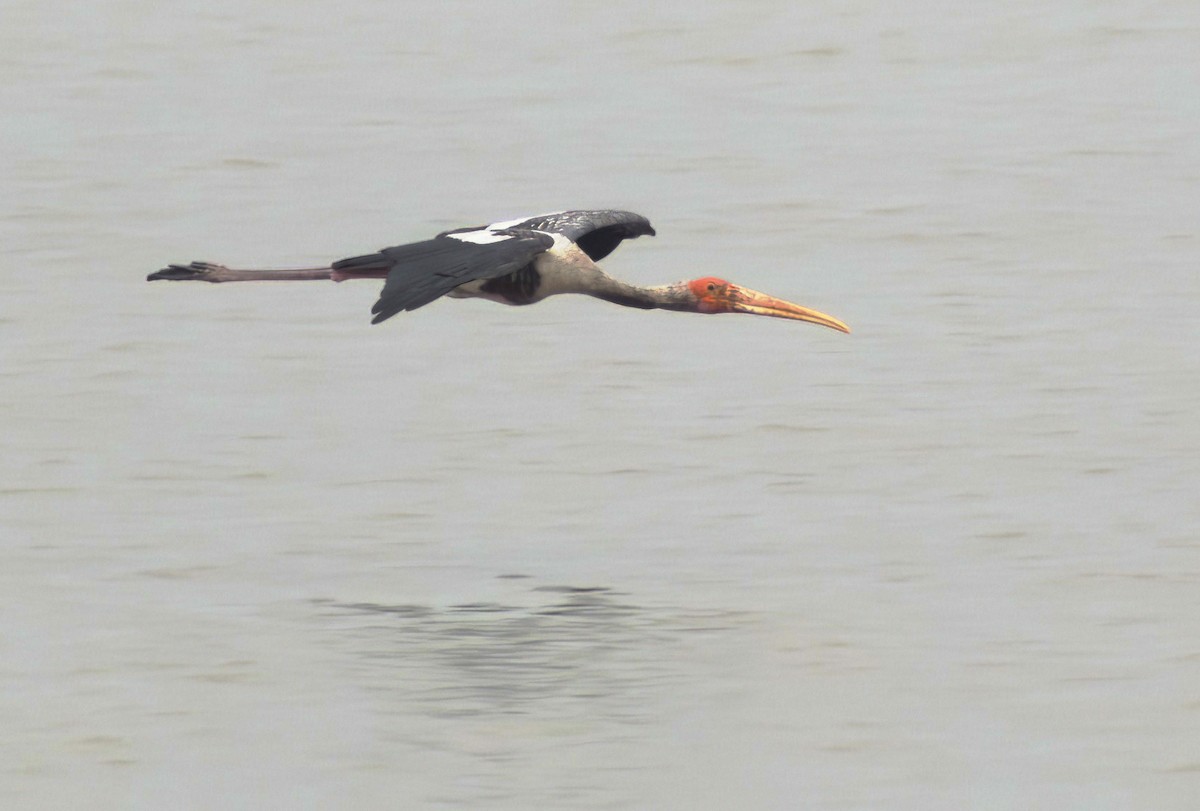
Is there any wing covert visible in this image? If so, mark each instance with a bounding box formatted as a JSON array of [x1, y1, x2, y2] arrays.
[[505, 209, 656, 262]]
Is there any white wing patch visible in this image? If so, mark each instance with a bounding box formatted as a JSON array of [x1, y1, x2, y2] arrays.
[[484, 211, 563, 231], [446, 211, 566, 245], [445, 212, 566, 245], [445, 228, 517, 245]]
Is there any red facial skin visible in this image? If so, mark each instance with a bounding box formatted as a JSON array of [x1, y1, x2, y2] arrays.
[[685, 276, 850, 332], [687, 277, 735, 313]]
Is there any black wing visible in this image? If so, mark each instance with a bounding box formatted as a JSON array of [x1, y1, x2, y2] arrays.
[[333, 230, 554, 324], [504, 210, 656, 262]]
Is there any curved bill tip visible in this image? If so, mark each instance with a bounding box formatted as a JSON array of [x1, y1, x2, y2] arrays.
[[729, 287, 851, 333]]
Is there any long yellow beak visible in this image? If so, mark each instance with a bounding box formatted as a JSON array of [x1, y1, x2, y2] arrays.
[[726, 285, 851, 333]]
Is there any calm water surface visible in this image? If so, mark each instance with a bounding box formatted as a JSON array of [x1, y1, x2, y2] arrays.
[[2, 2, 1199, 808]]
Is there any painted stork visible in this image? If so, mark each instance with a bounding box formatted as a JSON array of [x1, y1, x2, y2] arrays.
[[147, 209, 850, 333]]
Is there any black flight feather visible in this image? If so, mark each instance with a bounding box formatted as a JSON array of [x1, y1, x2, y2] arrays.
[[333, 232, 553, 324]]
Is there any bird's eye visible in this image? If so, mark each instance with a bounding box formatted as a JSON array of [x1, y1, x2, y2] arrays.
[[706, 282, 716, 293]]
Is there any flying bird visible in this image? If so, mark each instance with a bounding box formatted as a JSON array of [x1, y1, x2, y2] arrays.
[[147, 209, 850, 332]]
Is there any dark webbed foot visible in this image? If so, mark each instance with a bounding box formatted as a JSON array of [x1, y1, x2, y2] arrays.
[[147, 261, 228, 282]]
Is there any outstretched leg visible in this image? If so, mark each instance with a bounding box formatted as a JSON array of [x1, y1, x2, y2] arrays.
[[147, 261, 333, 283]]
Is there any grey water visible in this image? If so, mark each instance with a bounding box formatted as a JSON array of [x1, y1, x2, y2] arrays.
[[2, 1, 1199, 808]]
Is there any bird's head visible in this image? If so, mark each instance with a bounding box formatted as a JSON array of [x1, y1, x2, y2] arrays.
[[680, 277, 851, 333]]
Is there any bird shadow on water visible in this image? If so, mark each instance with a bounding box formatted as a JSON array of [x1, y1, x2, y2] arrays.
[[312, 583, 747, 725]]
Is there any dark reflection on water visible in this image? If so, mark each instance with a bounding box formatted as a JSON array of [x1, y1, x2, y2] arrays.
[[315, 585, 745, 723]]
